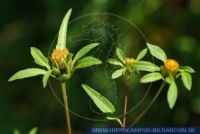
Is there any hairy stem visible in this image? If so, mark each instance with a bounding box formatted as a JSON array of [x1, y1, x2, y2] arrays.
[[61, 81, 72, 134], [129, 81, 166, 127]]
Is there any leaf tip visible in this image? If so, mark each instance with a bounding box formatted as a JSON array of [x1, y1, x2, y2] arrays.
[[69, 8, 72, 12], [8, 77, 13, 82], [93, 43, 100, 47], [146, 42, 151, 47], [98, 60, 103, 64], [140, 79, 144, 83], [169, 104, 174, 109], [30, 47, 37, 51], [187, 86, 192, 91], [81, 84, 87, 89], [42, 83, 46, 88]]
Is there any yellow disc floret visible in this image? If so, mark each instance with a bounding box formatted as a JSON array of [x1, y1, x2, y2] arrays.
[[126, 58, 135, 65], [50, 48, 69, 69], [164, 59, 179, 73]]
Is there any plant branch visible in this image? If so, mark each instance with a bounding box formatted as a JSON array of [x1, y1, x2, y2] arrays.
[[61, 81, 72, 134], [129, 81, 166, 127]]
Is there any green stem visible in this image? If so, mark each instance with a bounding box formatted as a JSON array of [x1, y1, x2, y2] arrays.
[[129, 81, 166, 127], [61, 81, 72, 134]]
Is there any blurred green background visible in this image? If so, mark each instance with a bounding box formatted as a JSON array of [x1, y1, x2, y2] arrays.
[[0, 0, 200, 133]]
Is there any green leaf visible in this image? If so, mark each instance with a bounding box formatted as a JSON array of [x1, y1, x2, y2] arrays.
[[72, 43, 100, 66], [73, 56, 102, 70], [28, 127, 38, 134], [111, 68, 125, 79], [179, 66, 195, 73], [13, 129, 21, 134], [181, 72, 192, 91], [82, 84, 115, 113], [167, 80, 178, 109], [147, 43, 167, 62], [66, 53, 73, 63], [30, 47, 50, 69], [56, 9, 72, 49], [133, 61, 160, 72], [106, 116, 122, 126], [8, 68, 46, 81], [140, 72, 163, 83], [107, 59, 124, 67], [116, 48, 125, 63], [42, 70, 52, 88], [165, 75, 173, 84], [136, 48, 148, 61]]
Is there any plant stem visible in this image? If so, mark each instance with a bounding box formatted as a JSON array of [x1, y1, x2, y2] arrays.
[[122, 93, 128, 127], [61, 81, 72, 134], [129, 81, 166, 127], [122, 81, 129, 128]]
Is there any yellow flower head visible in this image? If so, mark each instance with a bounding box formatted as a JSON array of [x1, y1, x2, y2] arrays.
[[164, 59, 179, 73], [126, 58, 135, 65], [50, 48, 69, 68]]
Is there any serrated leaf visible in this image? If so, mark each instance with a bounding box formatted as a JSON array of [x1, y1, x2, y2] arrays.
[[116, 48, 125, 63], [111, 68, 125, 79], [82, 84, 115, 113], [72, 43, 99, 66], [73, 56, 102, 70], [107, 59, 124, 67], [30, 47, 50, 69], [136, 48, 148, 61], [140, 72, 163, 83], [13, 129, 21, 134], [8, 68, 47, 81], [28, 127, 38, 134], [181, 72, 192, 91], [56, 9, 72, 49], [167, 80, 178, 109], [179, 66, 195, 73], [133, 61, 160, 72], [147, 43, 167, 62], [42, 70, 52, 88]]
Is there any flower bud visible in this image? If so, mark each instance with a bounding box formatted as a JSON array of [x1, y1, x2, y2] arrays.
[[164, 59, 179, 74], [50, 49, 69, 69]]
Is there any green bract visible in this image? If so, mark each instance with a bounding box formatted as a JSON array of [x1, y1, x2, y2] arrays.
[[142, 43, 195, 109]]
